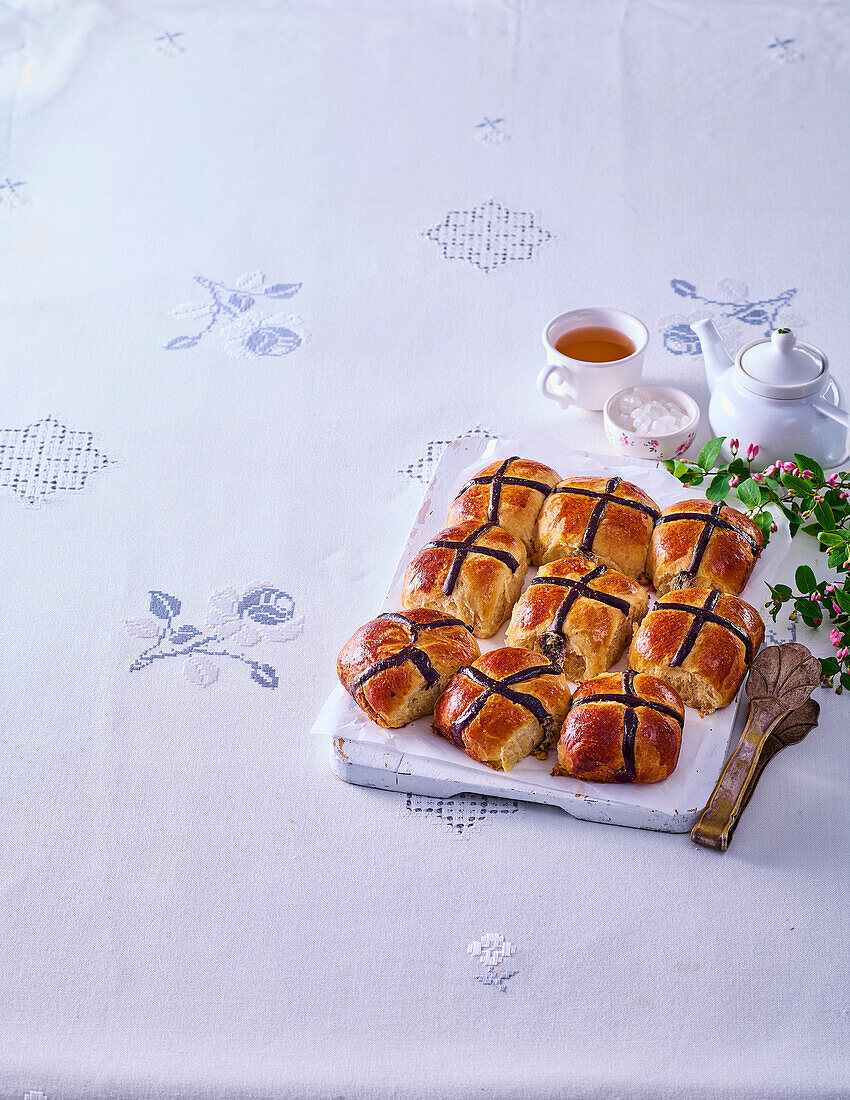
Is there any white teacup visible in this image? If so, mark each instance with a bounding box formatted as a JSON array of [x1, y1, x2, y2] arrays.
[[538, 308, 649, 412]]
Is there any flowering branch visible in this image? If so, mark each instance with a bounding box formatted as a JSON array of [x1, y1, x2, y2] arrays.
[[664, 438, 850, 691]]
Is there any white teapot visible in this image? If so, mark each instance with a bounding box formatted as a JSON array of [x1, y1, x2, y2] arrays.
[[692, 320, 849, 468]]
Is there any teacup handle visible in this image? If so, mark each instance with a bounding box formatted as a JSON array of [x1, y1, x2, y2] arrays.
[[537, 363, 575, 409]]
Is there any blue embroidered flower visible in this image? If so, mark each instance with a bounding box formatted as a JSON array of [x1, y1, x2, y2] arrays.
[[661, 279, 800, 356], [0, 177, 27, 212], [663, 323, 703, 356], [154, 30, 185, 57], [244, 325, 302, 356], [166, 272, 306, 358], [126, 583, 303, 689]]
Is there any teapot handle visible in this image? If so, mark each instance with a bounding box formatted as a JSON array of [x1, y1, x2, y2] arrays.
[[812, 378, 850, 429]]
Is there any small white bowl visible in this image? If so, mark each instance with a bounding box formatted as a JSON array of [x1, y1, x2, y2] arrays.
[[603, 385, 700, 461]]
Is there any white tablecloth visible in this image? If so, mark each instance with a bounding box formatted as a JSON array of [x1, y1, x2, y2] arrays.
[[1, 2, 848, 1097]]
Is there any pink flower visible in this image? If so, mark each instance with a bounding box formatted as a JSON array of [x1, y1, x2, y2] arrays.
[[752, 473, 763, 482], [729, 438, 739, 455], [833, 600, 842, 615], [831, 628, 843, 647], [746, 443, 759, 461], [812, 590, 821, 602], [838, 647, 850, 661], [829, 473, 840, 485], [826, 584, 835, 593], [763, 463, 778, 477], [783, 461, 796, 471], [770, 523, 778, 533], [729, 475, 740, 487], [842, 491, 850, 500], [801, 469, 813, 479]]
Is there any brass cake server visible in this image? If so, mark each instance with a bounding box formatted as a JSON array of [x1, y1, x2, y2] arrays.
[[691, 643, 821, 851]]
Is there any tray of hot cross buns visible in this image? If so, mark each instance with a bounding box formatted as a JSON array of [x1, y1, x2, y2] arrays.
[[314, 436, 792, 833]]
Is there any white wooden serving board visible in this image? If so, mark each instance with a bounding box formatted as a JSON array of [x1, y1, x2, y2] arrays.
[[314, 436, 791, 833]]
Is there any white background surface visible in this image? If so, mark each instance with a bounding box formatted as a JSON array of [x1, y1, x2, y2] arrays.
[[0, 2, 848, 1098]]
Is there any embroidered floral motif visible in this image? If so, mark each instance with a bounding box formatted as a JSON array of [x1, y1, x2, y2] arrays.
[[468, 934, 518, 991], [659, 279, 802, 357], [474, 117, 509, 144], [154, 31, 185, 56], [768, 37, 804, 63], [405, 793, 520, 833], [767, 621, 798, 647], [0, 177, 28, 211], [166, 273, 306, 357], [423, 200, 553, 273], [398, 425, 495, 483], [0, 416, 112, 505], [126, 584, 303, 689]]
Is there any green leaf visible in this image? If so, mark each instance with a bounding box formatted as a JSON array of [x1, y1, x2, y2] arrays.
[[818, 531, 845, 547], [793, 453, 825, 484], [752, 511, 774, 544], [696, 437, 725, 471], [663, 459, 676, 473], [814, 500, 836, 530], [780, 471, 815, 496], [673, 461, 687, 478], [736, 478, 762, 510], [705, 473, 732, 502], [820, 656, 840, 678], [829, 547, 847, 569], [795, 565, 816, 593], [841, 672, 850, 691], [833, 587, 850, 614], [768, 583, 793, 600]]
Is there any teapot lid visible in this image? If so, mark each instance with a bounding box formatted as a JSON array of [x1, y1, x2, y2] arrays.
[[737, 328, 827, 399]]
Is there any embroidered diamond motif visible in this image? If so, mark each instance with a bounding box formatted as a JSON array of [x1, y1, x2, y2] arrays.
[[0, 417, 112, 505], [406, 792, 520, 833], [423, 200, 553, 272], [398, 425, 495, 484]]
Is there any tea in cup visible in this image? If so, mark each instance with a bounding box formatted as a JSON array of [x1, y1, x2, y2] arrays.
[[538, 308, 648, 411]]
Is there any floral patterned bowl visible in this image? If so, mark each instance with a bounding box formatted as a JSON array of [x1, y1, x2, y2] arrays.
[[603, 385, 700, 462]]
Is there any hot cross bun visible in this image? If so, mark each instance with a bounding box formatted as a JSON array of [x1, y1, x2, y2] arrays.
[[554, 671, 684, 784], [337, 609, 480, 727], [447, 456, 561, 553], [505, 556, 649, 680], [402, 521, 528, 638], [534, 476, 660, 580], [647, 498, 763, 596], [433, 647, 572, 771], [628, 587, 765, 715]]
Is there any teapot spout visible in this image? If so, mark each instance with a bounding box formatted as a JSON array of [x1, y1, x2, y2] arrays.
[[691, 318, 734, 393]]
